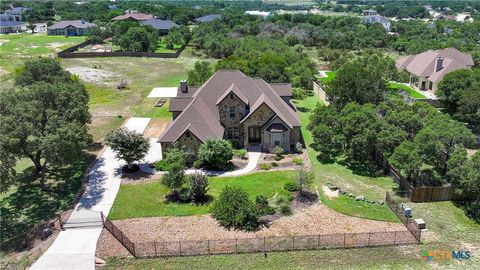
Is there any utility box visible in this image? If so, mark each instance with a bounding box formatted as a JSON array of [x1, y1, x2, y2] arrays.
[[404, 208, 412, 217], [415, 218, 426, 230]]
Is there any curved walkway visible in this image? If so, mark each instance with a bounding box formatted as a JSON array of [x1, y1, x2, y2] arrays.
[[31, 118, 159, 270], [185, 151, 262, 177]]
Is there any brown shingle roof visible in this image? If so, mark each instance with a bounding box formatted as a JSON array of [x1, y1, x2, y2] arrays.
[[271, 83, 293, 96], [169, 97, 192, 112], [159, 70, 301, 144], [396, 48, 474, 82]]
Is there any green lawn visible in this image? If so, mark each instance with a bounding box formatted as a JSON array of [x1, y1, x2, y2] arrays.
[[316, 71, 336, 83], [388, 82, 427, 99], [293, 95, 399, 222], [155, 41, 181, 53], [132, 98, 172, 119], [109, 171, 294, 220], [0, 33, 85, 74]]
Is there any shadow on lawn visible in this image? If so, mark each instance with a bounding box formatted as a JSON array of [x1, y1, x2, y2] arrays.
[[0, 154, 94, 242]]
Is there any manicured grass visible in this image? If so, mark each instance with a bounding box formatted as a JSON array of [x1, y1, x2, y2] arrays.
[[132, 98, 172, 119], [0, 33, 85, 73], [316, 71, 336, 83], [109, 171, 294, 220], [293, 95, 399, 222], [388, 82, 427, 99]]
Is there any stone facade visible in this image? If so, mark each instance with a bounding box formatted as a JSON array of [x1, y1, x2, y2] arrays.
[[162, 130, 202, 163], [218, 93, 248, 147]]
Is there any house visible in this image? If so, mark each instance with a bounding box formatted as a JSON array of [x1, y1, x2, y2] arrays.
[[0, 7, 30, 22], [47, 20, 95, 36], [396, 48, 474, 93], [362, 9, 378, 16], [434, 14, 456, 20], [158, 70, 302, 160], [0, 20, 25, 34], [362, 15, 391, 32], [140, 19, 177, 34], [194, 14, 222, 23], [112, 11, 155, 21], [245, 11, 273, 18]]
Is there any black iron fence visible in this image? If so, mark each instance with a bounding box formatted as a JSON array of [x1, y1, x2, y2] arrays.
[[385, 192, 422, 242]]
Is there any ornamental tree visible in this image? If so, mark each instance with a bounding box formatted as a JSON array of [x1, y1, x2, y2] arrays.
[[105, 128, 150, 170]]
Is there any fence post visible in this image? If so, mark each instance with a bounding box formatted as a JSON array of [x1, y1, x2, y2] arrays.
[[368, 232, 371, 246], [263, 237, 266, 252], [208, 240, 210, 254], [58, 214, 64, 231], [235, 238, 238, 253], [393, 231, 397, 245], [343, 233, 346, 248], [154, 241, 157, 257], [179, 241, 182, 256], [100, 212, 105, 226], [292, 236, 295, 250], [132, 243, 136, 257]]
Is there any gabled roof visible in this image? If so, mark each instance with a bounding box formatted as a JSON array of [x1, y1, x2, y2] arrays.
[[362, 15, 390, 24], [47, 20, 95, 30], [0, 20, 25, 27], [159, 70, 300, 144], [216, 83, 249, 105], [141, 19, 177, 30], [396, 48, 474, 82], [112, 13, 154, 21], [194, 14, 222, 23]]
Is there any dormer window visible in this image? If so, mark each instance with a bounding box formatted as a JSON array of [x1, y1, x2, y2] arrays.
[[229, 106, 236, 118]]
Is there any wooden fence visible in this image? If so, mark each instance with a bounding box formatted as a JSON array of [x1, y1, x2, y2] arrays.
[[57, 41, 187, 59], [312, 79, 329, 105]]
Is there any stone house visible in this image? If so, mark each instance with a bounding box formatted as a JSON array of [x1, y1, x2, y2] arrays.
[[47, 20, 95, 36], [159, 70, 302, 160], [396, 48, 474, 94]]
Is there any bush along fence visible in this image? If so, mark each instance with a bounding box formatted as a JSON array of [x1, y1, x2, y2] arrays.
[[374, 150, 457, 202], [385, 192, 422, 242], [101, 216, 418, 258], [57, 40, 188, 59]]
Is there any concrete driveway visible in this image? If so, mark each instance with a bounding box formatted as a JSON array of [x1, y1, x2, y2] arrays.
[[31, 117, 161, 270], [186, 151, 261, 177]]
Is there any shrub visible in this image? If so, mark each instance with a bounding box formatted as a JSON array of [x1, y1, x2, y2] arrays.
[[188, 173, 209, 203], [465, 200, 480, 223], [178, 187, 192, 203], [293, 157, 303, 165], [273, 146, 284, 160], [271, 162, 278, 167], [198, 138, 233, 170], [193, 160, 202, 169], [295, 142, 303, 153], [233, 149, 248, 159], [211, 186, 259, 231], [292, 87, 306, 99], [161, 162, 185, 192], [284, 181, 299, 192], [255, 195, 275, 215], [279, 204, 293, 215], [295, 166, 314, 196], [155, 160, 170, 171], [260, 163, 271, 170]]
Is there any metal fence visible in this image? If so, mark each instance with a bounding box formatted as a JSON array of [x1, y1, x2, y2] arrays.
[[125, 230, 417, 258], [103, 217, 136, 256], [385, 192, 422, 242]]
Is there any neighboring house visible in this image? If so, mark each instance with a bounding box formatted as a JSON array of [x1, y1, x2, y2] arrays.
[[0, 7, 30, 22], [362, 9, 378, 16], [140, 19, 177, 34], [159, 70, 302, 160], [434, 14, 456, 20], [47, 20, 95, 36], [0, 20, 25, 34], [362, 15, 391, 32], [396, 48, 474, 93], [112, 12, 155, 21], [194, 14, 222, 23], [245, 11, 273, 18]]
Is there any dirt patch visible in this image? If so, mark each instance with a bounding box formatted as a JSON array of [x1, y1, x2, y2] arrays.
[[66, 66, 117, 84], [322, 185, 339, 199], [143, 119, 171, 138], [96, 203, 408, 257]]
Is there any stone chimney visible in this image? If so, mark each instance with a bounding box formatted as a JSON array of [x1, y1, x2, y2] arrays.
[[180, 80, 188, 93], [435, 57, 443, 72]]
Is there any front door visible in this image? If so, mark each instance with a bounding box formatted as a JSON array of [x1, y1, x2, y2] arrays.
[[248, 126, 261, 143]]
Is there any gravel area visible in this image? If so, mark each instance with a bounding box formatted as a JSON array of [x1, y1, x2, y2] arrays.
[[96, 203, 408, 257]]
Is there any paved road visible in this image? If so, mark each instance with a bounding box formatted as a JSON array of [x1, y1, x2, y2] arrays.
[[31, 118, 159, 270]]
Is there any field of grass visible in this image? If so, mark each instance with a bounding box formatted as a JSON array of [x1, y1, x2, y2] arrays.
[[389, 82, 427, 99], [293, 95, 399, 222], [109, 171, 294, 220], [155, 41, 181, 53], [0, 33, 85, 74], [316, 71, 336, 83], [132, 98, 172, 119]]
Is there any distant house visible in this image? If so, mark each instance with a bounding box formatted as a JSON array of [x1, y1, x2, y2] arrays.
[[0, 7, 30, 22], [108, 4, 118, 10], [434, 14, 456, 20], [112, 11, 155, 21], [47, 20, 95, 36], [159, 70, 301, 160], [362, 15, 391, 32], [140, 19, 177, 34], [245, 11, 273, 18], [0, 20, 25, 34], [362, 9, 378, 16], [194, 14, 222, 23], [396, 48, 474, 93]]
